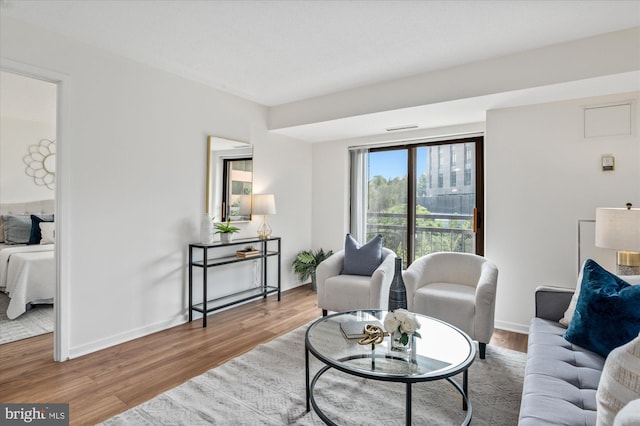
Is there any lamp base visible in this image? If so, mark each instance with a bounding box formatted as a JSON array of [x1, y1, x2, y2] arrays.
[[616, 251, 640, 275], [257, 221, 272, 240]]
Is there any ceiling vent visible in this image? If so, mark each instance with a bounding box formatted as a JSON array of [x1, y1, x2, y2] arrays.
[[385, 125, 418, 132]]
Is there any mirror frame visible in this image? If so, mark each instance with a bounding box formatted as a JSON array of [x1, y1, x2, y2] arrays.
[[206, 136, 253, 222]]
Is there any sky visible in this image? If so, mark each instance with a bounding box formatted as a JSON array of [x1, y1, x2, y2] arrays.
[[368, 149, 427, 180]]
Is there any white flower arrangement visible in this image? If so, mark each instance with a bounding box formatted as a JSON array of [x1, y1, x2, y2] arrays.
[[384, 309, 422, 346]]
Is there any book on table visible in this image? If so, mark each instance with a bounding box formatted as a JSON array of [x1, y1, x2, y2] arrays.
[[236, 249, 261, 258], [339, 320, 386, 339]]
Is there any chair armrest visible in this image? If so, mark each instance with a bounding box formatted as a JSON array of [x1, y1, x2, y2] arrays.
[[473, 261, 498, 343], [369, 251, 396, 310], [315, 250, 344, 308], [535, 285, 575, 322]]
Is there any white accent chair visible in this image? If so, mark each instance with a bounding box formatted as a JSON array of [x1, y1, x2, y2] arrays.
[[403, 252, 498, 359], [316, 248, 396, 316]]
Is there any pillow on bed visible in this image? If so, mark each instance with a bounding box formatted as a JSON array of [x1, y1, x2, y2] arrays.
[[28, 214, 54, 245], [39, 222, 55, 244], [1, 214, 33, 244]]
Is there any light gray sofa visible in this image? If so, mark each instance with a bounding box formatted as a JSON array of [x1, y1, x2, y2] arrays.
[[518, 286, 604, 425]]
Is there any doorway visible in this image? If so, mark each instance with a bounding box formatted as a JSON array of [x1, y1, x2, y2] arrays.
[[1, 59, 70, 361]]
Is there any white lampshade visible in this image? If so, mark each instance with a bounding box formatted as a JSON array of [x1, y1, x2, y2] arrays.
[[595, 207, 640, 252], [253, 194, 276, 215]]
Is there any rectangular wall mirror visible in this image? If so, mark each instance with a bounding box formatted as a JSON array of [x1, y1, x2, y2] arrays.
[[206, 136, 253, 222]]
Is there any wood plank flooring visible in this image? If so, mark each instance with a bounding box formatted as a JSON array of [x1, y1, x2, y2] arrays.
[[0, 284, 527, 425]]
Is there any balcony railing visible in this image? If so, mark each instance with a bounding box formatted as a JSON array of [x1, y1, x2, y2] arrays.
[[366, 212, 474, 260]]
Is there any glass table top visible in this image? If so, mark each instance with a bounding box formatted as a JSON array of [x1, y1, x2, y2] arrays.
[[306, 310, 475, 381]]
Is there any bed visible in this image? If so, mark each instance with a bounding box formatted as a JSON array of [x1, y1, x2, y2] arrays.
[[0, 200, 55, 319]]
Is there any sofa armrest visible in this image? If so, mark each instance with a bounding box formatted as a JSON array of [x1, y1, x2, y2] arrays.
[[535, 285, 575, 322]]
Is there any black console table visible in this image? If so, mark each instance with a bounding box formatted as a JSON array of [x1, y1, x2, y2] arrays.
[[188, 236, 281, 327]]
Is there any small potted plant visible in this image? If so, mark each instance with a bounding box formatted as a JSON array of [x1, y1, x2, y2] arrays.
[[215, 219, 240, 243], [292, 248, 333, 291]]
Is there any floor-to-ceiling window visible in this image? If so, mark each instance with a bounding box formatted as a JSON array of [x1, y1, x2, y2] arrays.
[[351, 136, 484, 266]]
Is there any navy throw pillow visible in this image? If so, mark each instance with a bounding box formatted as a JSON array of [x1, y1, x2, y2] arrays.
[[28, 214, 54, 245], [564, 259, 640, 357], [341, 234, 383, 276]]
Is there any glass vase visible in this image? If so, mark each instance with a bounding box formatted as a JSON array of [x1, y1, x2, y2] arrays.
[[388, 257, 407, 311], [390, 330, 411, 352]]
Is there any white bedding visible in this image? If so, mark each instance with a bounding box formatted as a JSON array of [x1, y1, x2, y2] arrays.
[[0, 245, 55, 319]]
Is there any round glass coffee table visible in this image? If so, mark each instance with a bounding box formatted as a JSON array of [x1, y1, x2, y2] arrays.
[[305, 310, 476, 426]]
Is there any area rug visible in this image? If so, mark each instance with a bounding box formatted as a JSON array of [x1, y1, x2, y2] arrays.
[[0, 292, 53, 344], [101, 325, 526, 425]]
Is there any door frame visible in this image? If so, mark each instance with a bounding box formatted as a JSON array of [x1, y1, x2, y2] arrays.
[[1, 58, 71, 361], [369, 135, 485, 263]]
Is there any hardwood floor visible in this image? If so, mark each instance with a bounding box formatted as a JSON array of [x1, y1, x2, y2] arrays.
[[0, 284, 528, 425]]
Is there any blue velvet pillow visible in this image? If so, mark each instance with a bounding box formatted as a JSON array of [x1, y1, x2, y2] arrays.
[[341, 234, 383, 276], [564, 259, 640, 357], [28, 214, 54, 245]]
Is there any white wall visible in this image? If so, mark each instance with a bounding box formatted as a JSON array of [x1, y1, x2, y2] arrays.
[[1, 16, 312, 357], [486, 92, 640, 332], [0, 72, 57, 203]]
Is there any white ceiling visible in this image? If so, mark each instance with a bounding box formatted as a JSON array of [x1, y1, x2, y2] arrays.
[[2, 0, 639, 107], [2, 1, 639, 142]]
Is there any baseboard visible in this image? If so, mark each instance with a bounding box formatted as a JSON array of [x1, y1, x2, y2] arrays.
[[495, 320, 529, 335], [68, 314, 188, 359]]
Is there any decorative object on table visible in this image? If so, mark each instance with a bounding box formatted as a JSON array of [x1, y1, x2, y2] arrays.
[[200, 213, 214, 243], [23, 138, 56, 190], [292, 248, 333, 291], [595, 203, 640, 275], [339, 319, 384, 339], [214, 219, 240, 243], [357, 324, 385, 349], [388, 257, 407, 310], [252, 194, 276, 239], [236, 246, 260, 258], [384, 308, 421, 352]]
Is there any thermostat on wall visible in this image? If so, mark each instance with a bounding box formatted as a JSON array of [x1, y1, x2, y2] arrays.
[[601, 155, 615, 171]]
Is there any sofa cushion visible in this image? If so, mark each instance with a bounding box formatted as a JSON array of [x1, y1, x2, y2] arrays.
[[28, 214, 54, 245], [613, 399, 640, 426], [559, 261, 586, 327], [2, 214, 32, 244], [561, 261, 640, 327], [564, 259, 640, 357], [519, 317, 604, 426], [596, 334, 640, 426], [341, 233, 383, 276]]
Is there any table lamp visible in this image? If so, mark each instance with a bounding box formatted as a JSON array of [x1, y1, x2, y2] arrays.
[[253, 194, 276, 239], [595, 203, 640, 275]]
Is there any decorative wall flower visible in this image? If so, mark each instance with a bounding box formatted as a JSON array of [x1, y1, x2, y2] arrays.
[[23, 138, 56, 190]]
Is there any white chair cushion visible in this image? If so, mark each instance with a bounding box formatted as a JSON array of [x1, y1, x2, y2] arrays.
[[324, 275, 375, 313], [413, 282, 475, 334]]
